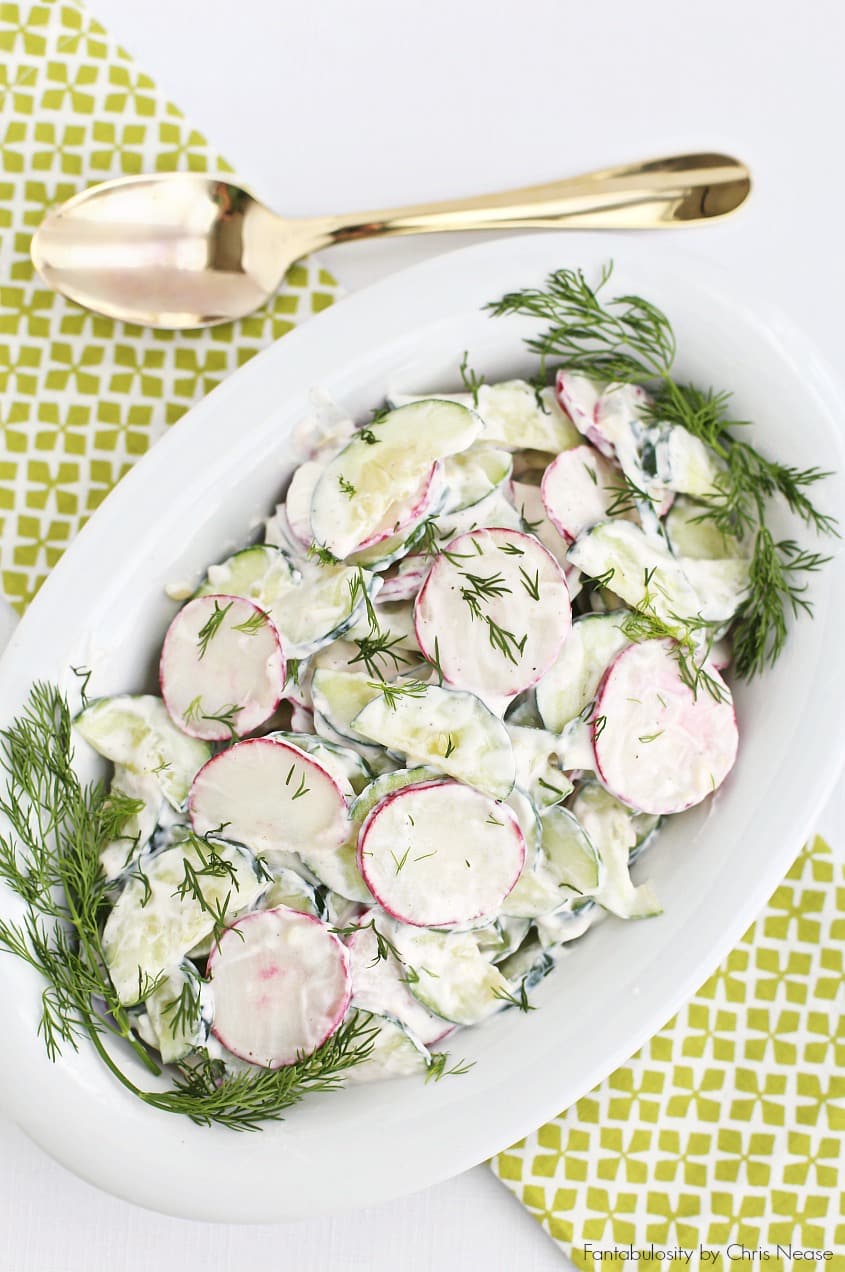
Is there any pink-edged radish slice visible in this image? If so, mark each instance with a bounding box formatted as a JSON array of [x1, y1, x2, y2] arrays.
[[540, 445, 618, 544], [555, 370, 614, 456], [310, 399, 480, 558], [285, 460, 322, 545], [290, 702, 315, 733], [377, 555, 431, 603], [593, 639, 738, 815], [414, 527, 571, 706], [189, 737, 349, 859], [345, 920, 451, 1045], [358, 780, 525, 928], [160, 595, 285, 741], [209, 907, 351, 1067]]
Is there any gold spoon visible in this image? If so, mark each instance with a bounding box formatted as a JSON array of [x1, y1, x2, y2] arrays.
[[30, 152, 750, 330]]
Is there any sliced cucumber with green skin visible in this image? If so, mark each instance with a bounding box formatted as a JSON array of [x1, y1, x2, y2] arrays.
[[665, 496, 749, 561], [677, 557, 750, 624], [475, 915, 531, 963], [345, 920, 449, 1045], [310, 399, 481, 558], [344, 1010, 431, 1084], [102, 836, 265, 1005], [501, 803, 597, 918], [593, 638, 738, 816], [100, 766, 162, 881], [570, 782, 662, 919], [189, 737, 350, 862], [160, 595, 286, 741], [75, 694, 211, 810], [431, 486, 523, 543], [653, 424, 724, 499], [200, 545, 381, 658], [266, 730, 372, 797], [540, 444, 619, 544], [505, 723, 575, 808], [261, 865, 322, 917], [568, 520, 702, 626], [498, 934, 556, 993], [144, 960, 213, 1063], [535, 904, 600, 950], [358, 780, 525, 928], [351, 684, 516, 799], [349, 765, 444, 826], [441, 444, 513, 513], [379, 918, 512, 1026], [208, 907, 351, 1068], [414, 527, 571, 708], [536, 612, 630, 733], [475, 381, 581, 453], [311, 668, 383, 743]]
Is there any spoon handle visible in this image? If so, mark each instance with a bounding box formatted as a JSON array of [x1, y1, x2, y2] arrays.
[[301, 153, 750, 247]]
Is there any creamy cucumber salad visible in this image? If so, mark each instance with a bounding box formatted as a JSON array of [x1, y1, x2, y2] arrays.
[[73, 367, 748, 1085], [2, 266, 831, 1125]]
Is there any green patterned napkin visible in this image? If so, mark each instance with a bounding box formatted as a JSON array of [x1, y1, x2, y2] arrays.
[[491, 836, 845, 1267], [0, 0, 340, 614]]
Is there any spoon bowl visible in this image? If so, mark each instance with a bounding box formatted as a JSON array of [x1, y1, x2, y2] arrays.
[[31, 153, 751, 329]]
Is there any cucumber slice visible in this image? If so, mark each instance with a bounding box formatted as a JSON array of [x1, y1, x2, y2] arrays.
[[261, 866, 322, 917], [568, 520, 702, 625], [208, 907, 351, 1067], [475, 915, 531, 963], [349, 765, 444, 826], [653, 425, 724, 498], [200, 545, 380, 658], [510, 480, 568, 569], [311, 668, 383, 743], [144, 960, 213, 1064], [189, 737, 350, 861], [505, 723, 575, 808], [100, 766, 162, 881], [345, 920, 448, 1045], [102, 836, 265, 1005], [310, 399, 481, 558], [75, 694, 211, 810], [497, 933, 556, 993], [441, 444, 512, 513], [358, 781, 525, 928], [570, 782, 662, 919], [593, 638, 738, 815], [677, 557, 751, 624], [344, 1010, 431, 1083], [535, 904, 599, 950], [476, 381, 581, 453], [536, 612, 630, 733], [380, 918, 512, 1026], [351, 684, 516, 799], [501, 803, 597, 918], [665, 496, 748, 561], [432, 486, 523, 542], [160, 595, 286, 741], [414, 528, 571, 707]]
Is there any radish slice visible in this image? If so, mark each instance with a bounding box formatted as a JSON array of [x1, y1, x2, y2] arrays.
[[378, 556, 430, 604], [358, 780, 525, 928], [414, 528, 571, 706], [189, 737, 349, 859], [345, 921, 450, 1045], [160, 595, 285, 741], [555, 370, 613, 456], [540, 445, 618, 543], [593, 639, 738, 815], [208, 907, 351, 1068], [354, 463, 442, 554]]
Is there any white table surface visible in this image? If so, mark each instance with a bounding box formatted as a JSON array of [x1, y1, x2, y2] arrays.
[[3, 1, 843, 1267]]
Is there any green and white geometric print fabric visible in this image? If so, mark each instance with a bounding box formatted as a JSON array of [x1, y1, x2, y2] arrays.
[[0, 0, 340, 613], [491, 837, 845, 1268]]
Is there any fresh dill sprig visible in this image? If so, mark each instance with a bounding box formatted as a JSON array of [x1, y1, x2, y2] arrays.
[[367, 678, 428, 710], [307, 543, 339, 566], [459, 350, 485, 407], [484, 618, 527, 666], [0, 684, 377, 1129], [487, 264, 837, 678], [162, 975, 205, 1038], [425, 1052, 476, 1082], [196, 599, 233, 659], [330, 917, 402, 966], [346, 569, 412, 678], [620, 603, 726, 703], [231, 609, 268, 636], [338, 475, 356, 500], [492, 982, 536, 1013]]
